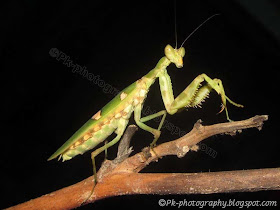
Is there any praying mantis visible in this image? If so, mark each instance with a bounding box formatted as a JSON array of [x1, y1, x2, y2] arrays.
[[48, 14, 243, 190]]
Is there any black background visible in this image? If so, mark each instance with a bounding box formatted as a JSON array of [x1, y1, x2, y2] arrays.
[[2, 0, 280, 209]]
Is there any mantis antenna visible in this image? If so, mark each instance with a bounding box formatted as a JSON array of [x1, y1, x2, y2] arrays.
[[180, 13, 220, 48], [174, 0, 178, 49]]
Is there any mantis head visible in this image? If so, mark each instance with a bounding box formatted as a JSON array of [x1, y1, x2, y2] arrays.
[[165, 14, 219, 69], [164, 44, 185, 68]]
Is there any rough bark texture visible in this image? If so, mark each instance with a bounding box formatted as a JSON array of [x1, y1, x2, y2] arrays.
[[7, 115, 274, 210]]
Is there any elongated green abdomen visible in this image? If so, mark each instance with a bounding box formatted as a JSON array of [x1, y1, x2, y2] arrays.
[[47, 119, 99, 161], [48, 81, 138, 161], [61, 118, 118, 161]]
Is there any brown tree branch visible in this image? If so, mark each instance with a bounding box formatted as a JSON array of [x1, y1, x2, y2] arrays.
[[7, 115, 272, 210]]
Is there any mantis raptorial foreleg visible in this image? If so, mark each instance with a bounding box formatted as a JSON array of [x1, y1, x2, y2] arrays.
[[159, 70, 243, 123], [48, 12, 245, 205], [49, 12, 245, 202]]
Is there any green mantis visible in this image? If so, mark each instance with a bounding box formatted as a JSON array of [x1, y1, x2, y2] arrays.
[[48, 15, 243, 192]]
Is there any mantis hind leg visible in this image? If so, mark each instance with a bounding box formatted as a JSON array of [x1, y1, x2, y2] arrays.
[[86, 119, 128, 202], [104, 140, 108, 160], [90, 133, 123, 184]]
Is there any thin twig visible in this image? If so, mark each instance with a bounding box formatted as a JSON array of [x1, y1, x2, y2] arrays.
[[7, 115, 271, 210], [114, 125, 137, 164]]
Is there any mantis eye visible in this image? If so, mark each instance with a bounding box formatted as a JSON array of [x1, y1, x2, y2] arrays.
[[178, 47, 185, 57], [164, 44, 175, 61]]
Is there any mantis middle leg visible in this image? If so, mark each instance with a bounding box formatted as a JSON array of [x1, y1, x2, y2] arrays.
[[134, 106, 167, 147]]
